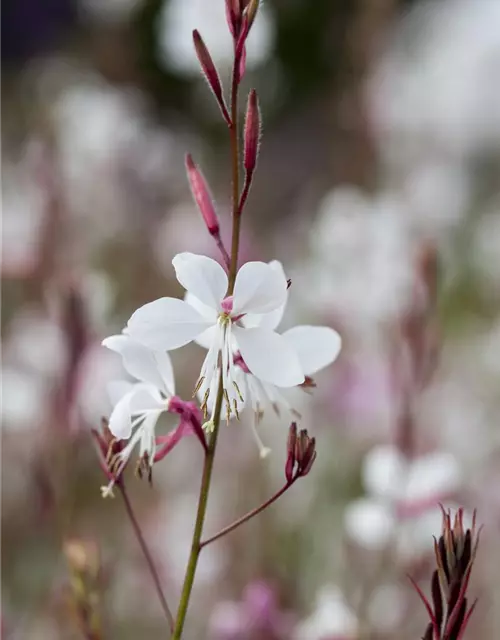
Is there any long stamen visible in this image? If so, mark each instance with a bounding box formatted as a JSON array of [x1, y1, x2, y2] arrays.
[[249, 416, 271, 459]]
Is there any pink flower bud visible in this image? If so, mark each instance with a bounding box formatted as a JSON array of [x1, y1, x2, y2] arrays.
[[225, 0, 240, 37], [192, 30, 230, 125], [185, 154, 220, 236], [244, 89, 260, 176]]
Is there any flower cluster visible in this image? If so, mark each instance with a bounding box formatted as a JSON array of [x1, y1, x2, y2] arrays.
[[99, 251, 340, 490]]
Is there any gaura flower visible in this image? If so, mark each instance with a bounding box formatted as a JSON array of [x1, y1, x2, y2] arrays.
[[126, 253, 304, 424], [100, 334, 176, 496], [197, 261, 341, 456]]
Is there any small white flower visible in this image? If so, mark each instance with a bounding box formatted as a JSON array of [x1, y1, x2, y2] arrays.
[[126, 253, 304, 424], [293, 585, 358, 640], [344, 444, 462, 555], [100, 334, 175, 496]]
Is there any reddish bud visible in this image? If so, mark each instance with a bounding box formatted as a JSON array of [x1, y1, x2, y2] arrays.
[[185, 154, 220, 236], [285, 422, 297, 483], [411, 507, 481, 640], [225, 0, 240, 37], [192, 30, 231, 125], [285, 423, 317, 482], [244, 89, 260, 176], [243, 0, 260, 30]]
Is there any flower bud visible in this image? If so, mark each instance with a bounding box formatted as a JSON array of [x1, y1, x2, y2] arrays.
[[244, 89, 260, 177], [411, 507, 481, 640], [285, 422, 297, 483], [185, 154, 220, 236], [243, 0, 260, 30], [192, 30, 230, 125], [285, 423, 317, 481]]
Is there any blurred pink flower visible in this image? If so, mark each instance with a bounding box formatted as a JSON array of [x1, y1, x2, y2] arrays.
[[209, 581, 294, 640]]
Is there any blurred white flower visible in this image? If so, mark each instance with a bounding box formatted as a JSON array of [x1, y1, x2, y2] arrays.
[[370, 0, 500, 158], [2, 368, 48, 430], [304, 186, 414, 325], [2, 164, 46, 278], [4, 311, 66, 378], [157, 0, 274, 74], [344, 444, 462, 555], [293, 585, 358, 640]]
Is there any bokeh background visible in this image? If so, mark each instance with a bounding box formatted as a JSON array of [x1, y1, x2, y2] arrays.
[[3, 0, 500, 638]]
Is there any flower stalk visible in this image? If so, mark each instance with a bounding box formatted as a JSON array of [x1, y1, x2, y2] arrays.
[[119, 483, 175, 633], [171, 19, 245, 638]]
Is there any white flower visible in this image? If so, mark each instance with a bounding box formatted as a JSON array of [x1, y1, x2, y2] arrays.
[[293, 585, 358, 640], [100, 334, 175, 496], [192, 260, 341, 455], [344, 444, 462, 556], [126, 253, 304, 424]]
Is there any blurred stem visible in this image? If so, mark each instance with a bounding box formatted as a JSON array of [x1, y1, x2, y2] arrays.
[[200, 480, 294, 549], [118, 483, 174, 632], [171, 55, 242, 640]]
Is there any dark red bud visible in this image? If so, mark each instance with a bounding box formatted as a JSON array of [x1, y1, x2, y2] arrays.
[[192, 30, 231, 125]]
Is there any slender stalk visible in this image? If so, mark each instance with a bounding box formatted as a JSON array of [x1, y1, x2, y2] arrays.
[[200, 481, 294, 549], [171, 55, 242, 639], [227, 60, 241, 295], [118, 483, 174, 632], [171, 381, 224, 639]]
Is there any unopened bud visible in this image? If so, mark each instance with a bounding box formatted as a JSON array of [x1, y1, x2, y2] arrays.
[[225, 0, 240, 37], [285, 423, 317, 481], [185, 154, 220, 236], [244, 89, 260, 177], [193, 31, 230, 125], [285, 422, 297, 483], [243, 0, 260, 29]]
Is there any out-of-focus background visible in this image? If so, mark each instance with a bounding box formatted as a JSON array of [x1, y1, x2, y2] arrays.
[[3, 0, 500, 638]]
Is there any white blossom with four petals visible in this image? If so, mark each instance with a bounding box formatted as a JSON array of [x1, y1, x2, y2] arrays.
[[125, 253, 305, 425], [196, 261, 342, 455], [100, 334, 176, 496]]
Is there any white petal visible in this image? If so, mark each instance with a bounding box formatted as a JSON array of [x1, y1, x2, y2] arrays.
[[128, 383, 165, 414], [232, 261, 287, 315], [103, 334, 174, 395], [107, 380, 134, 406], [195, 325, 217, 349], [241, 261, 288, 330], [344, 499, 395, 550], [362, 445, 407, 500], [185, 291, 218, 322], [173, 253, 227, 309], [405, 452, 461, 503], [126, 297, 212, 350], [282, 325, 342, 375], [233, 326, 304, 387], [108, 392, 134, 440]]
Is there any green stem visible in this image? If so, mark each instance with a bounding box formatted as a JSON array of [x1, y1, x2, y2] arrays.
[[200, 481, 294, 549], [170, 382, 224, 639], [119, 483, 174, 632], [171, 56, 241, 640]]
